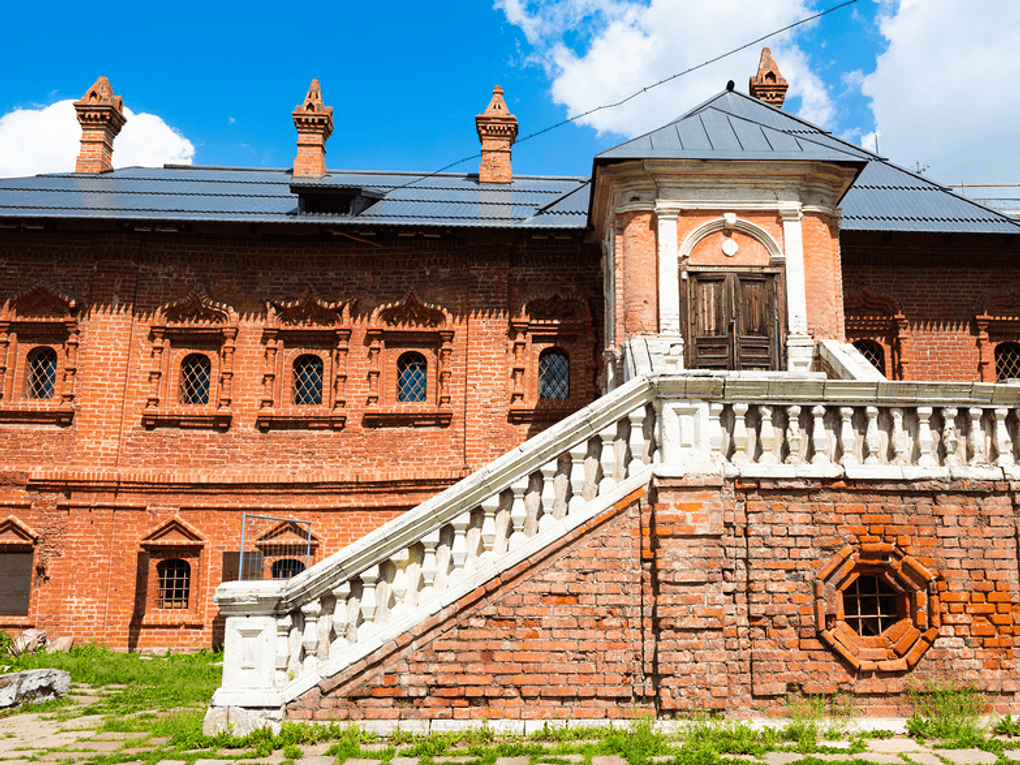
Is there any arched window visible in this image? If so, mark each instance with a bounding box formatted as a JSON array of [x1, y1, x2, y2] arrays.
[[179, 353, 211, 405], [292, 354, 324, 405], [852, 339, 885, 376], [996, 342, 1020, 381], [156, 559, 191, 609], [271, 558, 307, 580], [24, 347, 57, 399], [397, 352, 427, 402], [538, 348, 570, 399]]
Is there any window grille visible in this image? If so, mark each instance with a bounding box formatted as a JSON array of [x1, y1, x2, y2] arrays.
[[271, 558, 307, 579], [292, 354, 324, 405], [996, 342, 1020, 381], [179, 354, 211, 405], [156, 558, 191, 609], [397, 352, 427, 402], [538, 348, 570, 399], [852, 340, 885, 376], [842, 574, 902, 636], [25, 347, 57, 400], [0, 552, 32, 616]]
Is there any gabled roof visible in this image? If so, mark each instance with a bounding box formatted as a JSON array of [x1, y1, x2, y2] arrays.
[[0, 166, 591, 230], [596, 88, 1020, 235]]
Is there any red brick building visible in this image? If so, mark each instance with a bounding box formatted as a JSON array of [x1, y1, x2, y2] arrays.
[[3, 53, 1020, 722]]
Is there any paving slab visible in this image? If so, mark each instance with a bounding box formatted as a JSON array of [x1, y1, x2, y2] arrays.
[[865, 738, 933, 753], [494, 758, 530, 765], [393, 758, 425, 765], [70, 741, 123, 752], [900, 754, 945, 765], [1001, 751, 1020, 762], [939, 752, 999, 765], [763, 753, 811, 765], [591, 757, 628, 765], [303, 757, 337, 765]]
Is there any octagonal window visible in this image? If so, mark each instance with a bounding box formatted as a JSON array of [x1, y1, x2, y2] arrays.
[[842, 574, 905, 637]]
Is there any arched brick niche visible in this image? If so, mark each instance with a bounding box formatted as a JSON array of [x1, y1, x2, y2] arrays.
[[844, 287, 908, 380], [815, 542, 940, 673], [976, 287, 1020, 382]]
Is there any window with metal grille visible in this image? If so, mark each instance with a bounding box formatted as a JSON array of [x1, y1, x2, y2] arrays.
[[292, 354, 324, 405], [25, 347, 57, 400], [271, 558, 307, 580], [842, 574, 902, 637], [0, 552, 32, 616], [397, 352, 427, 402], [179, 353, 211, 405], [538, 348, 570, 399], [852, 339, 885, 376], [996, 342, 1020, 381], [156, 558, 190, 609]]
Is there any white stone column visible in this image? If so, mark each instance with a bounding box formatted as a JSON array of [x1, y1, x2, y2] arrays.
[[655, 204, 681, 334], [780, 206, 813, 373]]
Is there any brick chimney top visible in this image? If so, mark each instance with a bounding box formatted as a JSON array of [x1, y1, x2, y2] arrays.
[[292, 79, 334, 178], [74, 77, 127, 174], [749, 48, 789, 108], [475, 86, 518, 184]]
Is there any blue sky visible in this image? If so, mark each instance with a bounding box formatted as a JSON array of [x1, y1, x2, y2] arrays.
[[2, 1, 1019, 190]]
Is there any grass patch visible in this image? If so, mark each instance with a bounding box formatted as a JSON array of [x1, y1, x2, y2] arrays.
[[906, 678, 986, 747]]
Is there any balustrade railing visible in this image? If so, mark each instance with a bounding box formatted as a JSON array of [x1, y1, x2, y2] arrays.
[[209, 373, 1020, 730]]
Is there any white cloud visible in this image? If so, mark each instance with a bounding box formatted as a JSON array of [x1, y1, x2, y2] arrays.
[[862, 0, 1020, 185], [0, 99, 195, 178], [495, 0, 833, 138]]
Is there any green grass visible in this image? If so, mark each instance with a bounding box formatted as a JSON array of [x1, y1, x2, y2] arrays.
[[905, 678, 986, 747]]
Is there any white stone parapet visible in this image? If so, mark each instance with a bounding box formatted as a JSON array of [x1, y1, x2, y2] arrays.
[[207, 372, 1020, 733]]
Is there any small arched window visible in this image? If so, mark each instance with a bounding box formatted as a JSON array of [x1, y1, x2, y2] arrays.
[[156, 558, 191, 609], [179, 354, 211, 405], [538, 348, 570, 399], [271, 558, 307, 580], [397, 352, 427, 402], [292, 354, 324, 406], [24, 347, 58, 400], [996, 342, 1020, 382], [852, 339, 885, 377]]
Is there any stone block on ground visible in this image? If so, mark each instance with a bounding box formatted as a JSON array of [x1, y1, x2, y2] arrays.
[[939, 751, 999, 765], [0, 669, 70, 708]]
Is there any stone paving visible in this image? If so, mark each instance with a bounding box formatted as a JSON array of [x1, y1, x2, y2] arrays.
[[0, 691, 1014, 765]]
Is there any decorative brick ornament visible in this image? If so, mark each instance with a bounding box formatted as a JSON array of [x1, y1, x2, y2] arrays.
[[292, 79, 334, 178], [815, 542, 940, 672], [475, 86, 518, 184], [74, 77, 126, 174]]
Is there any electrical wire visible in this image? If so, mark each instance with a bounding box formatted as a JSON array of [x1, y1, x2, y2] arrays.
[[388, 0, 856, 192]]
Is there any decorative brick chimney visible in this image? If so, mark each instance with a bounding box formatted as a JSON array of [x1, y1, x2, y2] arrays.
[[74, 77, 126, 174], [475, 86, 518, 184], [749, 47, 789, 108], [292, 79, 334, 178]]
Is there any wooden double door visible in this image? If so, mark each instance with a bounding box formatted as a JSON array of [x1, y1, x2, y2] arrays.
[[683, 268, 784, 371]]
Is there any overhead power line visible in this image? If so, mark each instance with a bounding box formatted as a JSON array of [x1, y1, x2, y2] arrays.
[[390, 0, 857, 192]]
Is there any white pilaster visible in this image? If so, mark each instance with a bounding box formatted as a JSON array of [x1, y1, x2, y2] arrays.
[[655, 205, 680, 334], [780, 206, 812, 373]]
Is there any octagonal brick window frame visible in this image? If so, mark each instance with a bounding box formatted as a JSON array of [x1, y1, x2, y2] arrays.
[[815, 542, 941, 673]]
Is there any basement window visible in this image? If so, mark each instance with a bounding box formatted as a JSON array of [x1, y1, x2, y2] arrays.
[[842, 574, 904, 637], [156, 558, 191, 609]]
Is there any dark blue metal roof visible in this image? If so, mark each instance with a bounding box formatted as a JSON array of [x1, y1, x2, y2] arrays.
[[0, 166, 591, 230], [596, 89, 1020, 235]]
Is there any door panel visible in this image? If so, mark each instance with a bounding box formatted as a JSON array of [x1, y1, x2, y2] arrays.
[[686, 270, 781, 370]]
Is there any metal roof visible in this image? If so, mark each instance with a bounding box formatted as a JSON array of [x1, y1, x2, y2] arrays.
[[596, 89, 1020, 235], [1, 88, 1018, 236], [0, 167, 591, 230]]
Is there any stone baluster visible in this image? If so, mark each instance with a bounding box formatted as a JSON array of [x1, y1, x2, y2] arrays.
[[917, 406, 937, 467], [317, 602, 332, 661], [839, 407, 858, 467], [508, 478, 529, 550], [330, 583, 352, 650], [758, 405, 777, 464], [785, 405, 802, 464], [419, 530, 440, 600], [389, 548, 411, 614], [708, 403, 725, 463], [300, 601, 321, 672], [598, 426, 618, 492], [628, 407, 649, 473], [731, 403, 750, 464], [287, 611, 303, 677], [863, 406, 880, 465], [553, 454, 570, 520], [569, 442, 588, 512], [276, 614, 292, 686], [811, 405, 830, 465], [539, 461, 558, 530], [890, 407, 907, 464], [943, 407, 960, 467], [359, 566, 379, 633], [968, 407, 987, 465], [994, 408, 1013, 467], [480, 495, 499, 560], [449, 514, 471, 584]]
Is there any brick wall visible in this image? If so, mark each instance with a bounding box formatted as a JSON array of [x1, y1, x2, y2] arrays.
[[0, 224, 601, 649], [286, 476, 1020, 720]]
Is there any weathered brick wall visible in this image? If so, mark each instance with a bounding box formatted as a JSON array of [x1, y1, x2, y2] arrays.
[[0, 224, 601, 649], [286, 477, 1020, 720], [842, 232, 1020, 381]]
